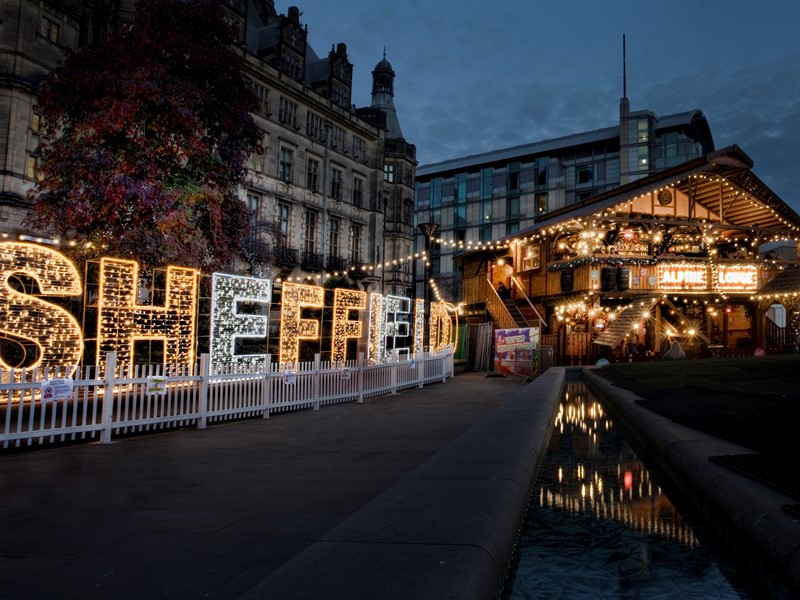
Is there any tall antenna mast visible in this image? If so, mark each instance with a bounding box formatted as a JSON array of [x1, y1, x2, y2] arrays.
[[622, 34, 627, 99]]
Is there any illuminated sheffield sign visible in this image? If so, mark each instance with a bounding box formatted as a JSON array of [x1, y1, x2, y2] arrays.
[[0, 242, 455, 376], [97, 258, 197, 374], [210, 273, 271, 370], [0, 243, 83, 378]]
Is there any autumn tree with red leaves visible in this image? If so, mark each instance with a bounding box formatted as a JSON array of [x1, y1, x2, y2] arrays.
[[27, 0, 262, 272]]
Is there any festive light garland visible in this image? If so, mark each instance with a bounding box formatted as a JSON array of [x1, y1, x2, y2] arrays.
[[549, 256, 657, 271], [210, 273, 271, 370], [429, 301, 457, 351], [0, 242, 83, 378], [7, 170, 800, 292], [278, 282, 324, 366], [97, 258, 198, 376], [367, 293, 414, 364], [331, 288, 366, 365]]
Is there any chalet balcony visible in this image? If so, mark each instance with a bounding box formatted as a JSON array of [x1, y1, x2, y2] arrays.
[[301, 251, 325, 271], [546, 254, 778, 296]]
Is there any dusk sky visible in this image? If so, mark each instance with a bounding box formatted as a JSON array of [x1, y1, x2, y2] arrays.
[[283, 1, 800, 213]]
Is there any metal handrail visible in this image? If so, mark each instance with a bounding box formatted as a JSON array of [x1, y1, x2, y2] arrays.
[[511, 276, 548, 329], [483, 276, 516, 330]]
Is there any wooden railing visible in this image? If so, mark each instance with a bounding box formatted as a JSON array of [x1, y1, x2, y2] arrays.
[[541, 333, 594, 365], [482, 278, 517, 330]]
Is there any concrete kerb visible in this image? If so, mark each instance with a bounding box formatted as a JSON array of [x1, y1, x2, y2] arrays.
[[239, 368, 566, 600], [583, 366, 800, 600]]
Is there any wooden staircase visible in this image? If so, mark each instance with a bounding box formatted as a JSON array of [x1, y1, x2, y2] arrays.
[[765, 315, 787, 352], [502, 298, 528, 328], [502, 298, 539, 328], [594, 297, 659, 348]]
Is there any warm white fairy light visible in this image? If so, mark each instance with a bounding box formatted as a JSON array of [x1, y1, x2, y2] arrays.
[[97, 258, 197, 375], [0, 242, 83, 378], [210, 273, 271, 370], [367, 293, 383, 365], [367, 293, 413, 364], [429, 301, 457, 351], [413, 298, 425, 356], [278, 282, 324, 366], [331, 288, 366, 364], [658, 262, 708, 291], [716, 265, 758, 291], [386, 295, 412, 358]]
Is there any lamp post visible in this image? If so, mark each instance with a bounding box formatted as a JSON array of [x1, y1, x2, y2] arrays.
[[381, 190, 390, 294], [417, 222, 439, 351]]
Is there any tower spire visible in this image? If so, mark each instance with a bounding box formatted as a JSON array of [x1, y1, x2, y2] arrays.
[[623, 34, 627, 99], [619, 34, 630, 119], [370, 51, 404, 139]]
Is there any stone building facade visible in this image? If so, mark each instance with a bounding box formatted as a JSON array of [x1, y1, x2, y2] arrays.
[[0, 0, 416, 295]]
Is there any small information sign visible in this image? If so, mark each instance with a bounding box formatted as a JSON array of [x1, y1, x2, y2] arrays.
[[41, 378, 73, 402], [283, 371, 297, 385], [146, 376, 167, 396]]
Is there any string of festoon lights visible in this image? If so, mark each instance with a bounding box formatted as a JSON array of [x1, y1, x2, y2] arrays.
[[6, 173, 800, 301]]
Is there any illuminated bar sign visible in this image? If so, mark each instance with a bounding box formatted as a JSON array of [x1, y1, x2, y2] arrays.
[[658, 264, 707, 290], [717, 265, 758, 290], [658, 263, 759, 292]]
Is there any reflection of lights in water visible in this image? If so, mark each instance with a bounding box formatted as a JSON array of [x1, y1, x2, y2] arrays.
[[542, 381, 698, 547]]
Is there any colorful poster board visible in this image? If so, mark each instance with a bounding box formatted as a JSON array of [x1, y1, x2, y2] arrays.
[[494, 327, 539, 376]]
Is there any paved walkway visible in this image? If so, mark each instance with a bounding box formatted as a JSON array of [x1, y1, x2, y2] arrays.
[[0, 372, 526, 599]]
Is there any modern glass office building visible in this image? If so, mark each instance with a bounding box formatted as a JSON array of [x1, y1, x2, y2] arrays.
[[413, 101, 715, 301]]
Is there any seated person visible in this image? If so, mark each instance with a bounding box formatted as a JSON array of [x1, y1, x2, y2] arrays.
[[662, 340, 686, 360]]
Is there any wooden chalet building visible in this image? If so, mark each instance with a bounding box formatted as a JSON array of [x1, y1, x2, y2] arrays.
[[458, 145, 800, 365]]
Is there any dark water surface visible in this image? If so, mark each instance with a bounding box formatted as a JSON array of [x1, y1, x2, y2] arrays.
[[504, 379, 762, 599]]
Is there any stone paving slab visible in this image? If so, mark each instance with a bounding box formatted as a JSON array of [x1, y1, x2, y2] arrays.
[[0, 372, 526, 599], [242, 368, 565, 600]]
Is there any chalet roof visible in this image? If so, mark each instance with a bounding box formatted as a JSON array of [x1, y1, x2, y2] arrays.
[[534, 145, 800, 232], [755, 268, 800, 296], [453, 145, 800, 272]]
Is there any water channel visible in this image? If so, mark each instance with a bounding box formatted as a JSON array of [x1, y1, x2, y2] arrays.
[[503, 377, 762, 599]]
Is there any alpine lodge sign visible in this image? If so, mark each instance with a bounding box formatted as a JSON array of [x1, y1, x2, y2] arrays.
[[657, 263, 758, 292]]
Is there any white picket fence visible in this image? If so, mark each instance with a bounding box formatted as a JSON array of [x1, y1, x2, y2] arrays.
[[0, 350, 454, 450]]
